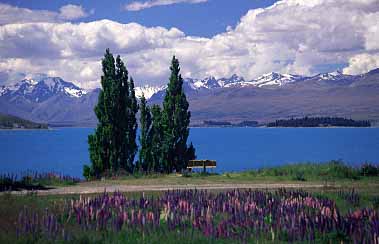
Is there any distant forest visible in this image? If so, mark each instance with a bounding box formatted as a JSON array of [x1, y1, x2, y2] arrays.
[[267, 117, 371, 127], [0, 113, 48, 129]]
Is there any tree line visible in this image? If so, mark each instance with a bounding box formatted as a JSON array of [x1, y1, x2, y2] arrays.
[[267, 117, 371, 127], [83, 49, 195, 179]]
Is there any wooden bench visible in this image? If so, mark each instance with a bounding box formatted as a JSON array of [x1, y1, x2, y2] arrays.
[[187, 160, 216, 173]]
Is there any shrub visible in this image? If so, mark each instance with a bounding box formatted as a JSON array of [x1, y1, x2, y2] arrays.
[[360, 163, 379, 176], [292, 171, 306, 181], [83, 165, 92, 180]]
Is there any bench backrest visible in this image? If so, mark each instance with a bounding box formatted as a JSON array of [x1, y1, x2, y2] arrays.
[[187, 160, 216, 168]]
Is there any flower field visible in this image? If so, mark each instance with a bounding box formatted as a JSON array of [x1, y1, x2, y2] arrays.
[[13, 189, 379, 243]]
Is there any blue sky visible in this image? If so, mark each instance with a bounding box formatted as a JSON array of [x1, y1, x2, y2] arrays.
[[1, 0, 277, 37], [0, 0, 378, 88]]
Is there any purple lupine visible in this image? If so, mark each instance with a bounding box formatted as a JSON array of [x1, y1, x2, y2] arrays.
[[15, 189, 379, 242]]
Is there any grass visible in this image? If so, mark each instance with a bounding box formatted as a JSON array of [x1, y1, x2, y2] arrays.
[[0, 172, 81, 192], [77, 161, 379, 190]]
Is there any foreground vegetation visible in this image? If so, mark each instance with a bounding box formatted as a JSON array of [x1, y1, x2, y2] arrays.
[[1, 161, 378, 243], [1, 187, 379, 243]]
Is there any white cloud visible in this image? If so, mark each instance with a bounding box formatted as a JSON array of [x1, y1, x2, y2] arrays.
[[0, 3, 91, 25], [343, 54, 379, 75], [0, 0, 379, 89], [0, 3, 57, 25], [125, 0, 208, 11], [59, 4, 89, 20]]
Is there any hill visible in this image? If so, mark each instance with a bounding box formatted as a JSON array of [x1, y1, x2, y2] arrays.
[[0, 113, 48, 129]]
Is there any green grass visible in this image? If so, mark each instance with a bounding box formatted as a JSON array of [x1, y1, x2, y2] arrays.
[[1, 173, 80, 192], [78, 161, 379, 189], [244, 160, 361, 180]]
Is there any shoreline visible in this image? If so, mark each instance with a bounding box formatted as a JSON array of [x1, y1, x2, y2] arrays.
[[1, 126, 377, 130], [0, 128, 52, 131], [190, 126, 377, 128]]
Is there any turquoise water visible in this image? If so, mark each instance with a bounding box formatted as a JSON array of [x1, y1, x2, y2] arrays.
[[0, 127, 378, 177]]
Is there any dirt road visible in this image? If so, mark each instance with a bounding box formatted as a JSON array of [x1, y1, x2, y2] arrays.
[[5, 182, 332, 196]]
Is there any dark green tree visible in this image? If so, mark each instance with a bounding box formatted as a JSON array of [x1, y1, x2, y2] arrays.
[[185, 142, 196, 163], [86, 49, 115, 178], [161, 56, 192, 173], [150, 105, 165, 172], [138, 94, 152, 172], [125, 77, 139, 172], [85, 49, 138, 178]]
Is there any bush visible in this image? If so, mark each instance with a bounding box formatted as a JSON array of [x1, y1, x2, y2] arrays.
[[360, 163, 379, 176], [292, 171, 306, 181], [319, 160, 360, 180], [83, 165, 93, 180]]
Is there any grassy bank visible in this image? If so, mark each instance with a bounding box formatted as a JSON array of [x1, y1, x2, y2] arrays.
[[0, 172, 81, 192], [2, 161, 378, 192], [78, 161, 379, 188]]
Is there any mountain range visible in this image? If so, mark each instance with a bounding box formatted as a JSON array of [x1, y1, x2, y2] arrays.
[[0, 69, 378, 126]]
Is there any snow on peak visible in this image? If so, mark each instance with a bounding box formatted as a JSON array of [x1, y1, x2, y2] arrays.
[[250, 72, 305, 87], [64, 87, 87, 98], [134, 85, 165, 99], [188, 75, 246, 89], [0, 86, 7, 96], [219, 74, 245, 87], [316, 70, 346, 80], [37, 77, 87, 97], [0, 76, 87, 101], [190, 76, 219, 89]]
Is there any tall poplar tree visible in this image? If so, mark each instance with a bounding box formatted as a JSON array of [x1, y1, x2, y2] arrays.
[[125, 77, 139, 172], [138, 94, 152, 172], [161, 56, 192, 172], [150, 104, 165, 172], [86, 49, 115, 177], [85, 49, 138, 178]]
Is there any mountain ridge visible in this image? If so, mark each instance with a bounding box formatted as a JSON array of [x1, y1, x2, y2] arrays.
[[0, 68, 378, 126]]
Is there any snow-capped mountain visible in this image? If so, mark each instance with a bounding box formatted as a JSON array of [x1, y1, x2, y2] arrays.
[[0, 77, 87, 102], [313, 70, 348, 80], [180, 73, 305, 90], [191, 76, 220, 89], [248, 72, 307, 87], [183, 74, 246, 90], [0, 70, 365, 104], [134, 85, 166, 99], [219, 74, 245, 87], [1, 68, 378, 126]]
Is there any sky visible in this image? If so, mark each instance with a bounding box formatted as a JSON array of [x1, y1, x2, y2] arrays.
[[0, 0, 378, 88]]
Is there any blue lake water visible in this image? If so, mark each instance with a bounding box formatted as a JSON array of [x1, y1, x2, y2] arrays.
[[1, 127, 379, 178]]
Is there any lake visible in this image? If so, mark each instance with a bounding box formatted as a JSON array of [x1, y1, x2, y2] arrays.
[[1, 127, 379, 178]]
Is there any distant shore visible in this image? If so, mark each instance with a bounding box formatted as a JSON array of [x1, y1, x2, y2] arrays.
[[2, 126, 378, 130], [0, 127, 51, 131]]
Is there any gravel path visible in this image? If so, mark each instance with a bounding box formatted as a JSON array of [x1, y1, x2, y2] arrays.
[[5, 183, 332, 196]]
